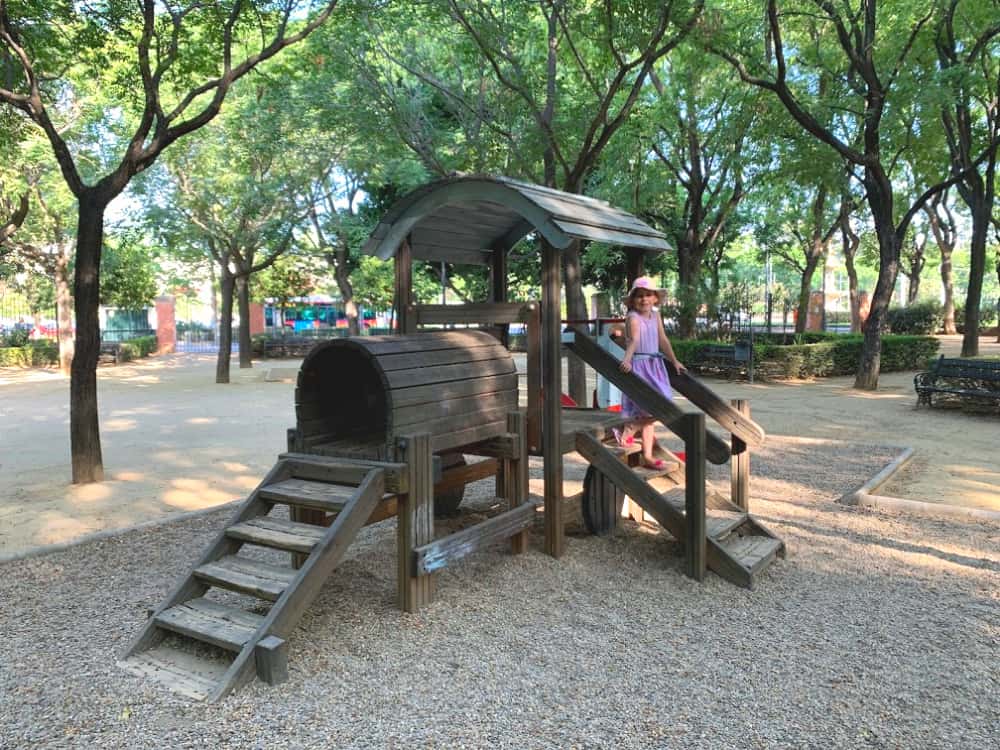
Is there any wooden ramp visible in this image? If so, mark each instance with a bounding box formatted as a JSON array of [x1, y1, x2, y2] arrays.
[[119, 455, 388, 701], [576, 433, 784, 589]]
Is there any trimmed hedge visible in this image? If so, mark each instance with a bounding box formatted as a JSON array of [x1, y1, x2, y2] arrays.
[[0, 342, 59, 367], [885, 301, 943, 335], [116, 335, 158, 362], [675, 335, 940, 379]]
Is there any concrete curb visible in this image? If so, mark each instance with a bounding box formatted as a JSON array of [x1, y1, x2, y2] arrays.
[[839, 447, 1000, 522], [0, 499, 241, 565]]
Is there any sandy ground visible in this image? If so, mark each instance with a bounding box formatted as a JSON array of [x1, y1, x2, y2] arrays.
[[0, 335, 997, 557]]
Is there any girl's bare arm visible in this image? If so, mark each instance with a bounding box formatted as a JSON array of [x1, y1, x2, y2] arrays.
[[620, 316, 642, 372], [657, 317, 686, 372]]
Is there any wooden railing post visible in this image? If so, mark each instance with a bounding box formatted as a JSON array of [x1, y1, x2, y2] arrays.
[[397, 433, 435, 612], [505, 410, 529, 554], [730, 399, 750, 511], [683, 413, 707, 581]]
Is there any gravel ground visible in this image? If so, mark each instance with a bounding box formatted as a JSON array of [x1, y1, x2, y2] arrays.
[[2, 444, 998, 749]]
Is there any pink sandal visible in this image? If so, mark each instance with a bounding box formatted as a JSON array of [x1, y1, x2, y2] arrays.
[[641, 459, 664, 469], [612, 428, 635, 447]]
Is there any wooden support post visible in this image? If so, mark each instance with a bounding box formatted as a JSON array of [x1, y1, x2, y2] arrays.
[[505, 410, 529, 554], [730, 399, 750, 511], [395, 237, 414, 334], [397, 433, 435, 612], [683, 413, 707, 582], [541, 238, 564, 558], [491, 245, 509, 348], [254, 635, 288, 685], [625, 247, 644, 290], [524, 302, 542, 454]]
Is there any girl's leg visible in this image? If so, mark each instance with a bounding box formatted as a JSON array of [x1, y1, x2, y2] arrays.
[[640, 421, 662, 468]]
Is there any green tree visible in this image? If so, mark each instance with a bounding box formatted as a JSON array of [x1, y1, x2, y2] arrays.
[[0, 0, 341, 482], [100, 233, 158, 311]]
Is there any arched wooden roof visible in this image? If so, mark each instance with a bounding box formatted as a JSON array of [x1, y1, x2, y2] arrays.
[[361, 175, 670, 266]]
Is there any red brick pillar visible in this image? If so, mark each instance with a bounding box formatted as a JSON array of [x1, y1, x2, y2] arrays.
[[249, 302, 266, 336], [154, 296, 176, 355]]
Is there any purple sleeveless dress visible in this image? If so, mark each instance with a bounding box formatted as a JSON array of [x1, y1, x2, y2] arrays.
[[621, 310, 673, 419]]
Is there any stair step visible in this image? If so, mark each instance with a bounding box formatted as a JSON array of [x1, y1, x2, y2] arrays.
[[601, 438, 643, 457], [706, 511, 747, 540], [154, 598, 264, 652], [718, 534, 784, 574], [119, 644, 229, 701], [194, 555, 296, 601], [227, 516, 326, 553], [260, 478, 357, 513], [632, 461, 681, 481]]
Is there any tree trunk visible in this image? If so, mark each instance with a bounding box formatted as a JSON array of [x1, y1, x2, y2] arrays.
[[70, 195, 107, 483], [333, 248, 360, 337], [854, 188, 899, 390], [676, 241, 700, 339], [216, 270, 235, 384], [960, 195, 990, 357], [563, 241, 588, 406], [209, 260, 219, 339], [236, 274, 253, 368], [55, 243, 74, 376], [795, 255, 820, 334], [841, 216, 861, 334], [940, 248, 956, 334]]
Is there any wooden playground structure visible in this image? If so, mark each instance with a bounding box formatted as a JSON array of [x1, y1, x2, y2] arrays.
[[120, 175, 784, 701]]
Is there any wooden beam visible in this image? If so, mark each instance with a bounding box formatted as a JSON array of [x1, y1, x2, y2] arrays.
[[491, 244, 509, 348], [683, 413, 707, 582], [397, 433, 435, 612], [506, 410, 529, 555], [395, 237, 414, 334], [434, 458, 499, 494], [730, 400, 750, 511], [412, 302, 532, 326], [413, 500, 540, 575], [254, 636, 288, 686], [541, 237, 564, 558], [524, 302, 542, 455], [666, 363, 766, 447]]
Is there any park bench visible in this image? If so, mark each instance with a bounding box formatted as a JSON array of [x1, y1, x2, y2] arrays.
[[695, 341, 753, 379], [260, 336, 323, 358], [914, 356, 1000, 410], [98, 341, 122, 365]]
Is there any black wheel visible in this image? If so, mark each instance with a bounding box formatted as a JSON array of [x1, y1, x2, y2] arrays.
[[581, 465, 624, 535], [434, 452, 467, 517]]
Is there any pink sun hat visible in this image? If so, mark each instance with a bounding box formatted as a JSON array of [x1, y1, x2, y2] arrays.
[[626, 276, 667, 304]]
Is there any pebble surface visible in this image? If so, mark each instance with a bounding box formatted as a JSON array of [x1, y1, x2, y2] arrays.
[[1, 441, 997, 750]]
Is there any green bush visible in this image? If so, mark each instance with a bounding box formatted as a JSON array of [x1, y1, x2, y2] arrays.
[[0, 342, 59, 367], [954, 303, 998, 333], [116, 335, 157, 361], [885, 301, 943, 334], [673, 335, 940, 379]]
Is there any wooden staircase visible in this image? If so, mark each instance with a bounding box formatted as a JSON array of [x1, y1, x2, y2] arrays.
[[119, 455, 388, 701], [577, 432, 785, 590]]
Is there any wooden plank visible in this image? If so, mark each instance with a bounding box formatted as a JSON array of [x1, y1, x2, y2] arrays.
[[377, 344, 511, 372], [259, 478, 355, 513], [394, 406, 514, 443], [706, 511, 747, 540], [725, 535, 785, 570], [413, 302, 531, 325], [384, 357, 516, 389], [356, 329, 501, 354], [414, 500, 541, 574], [279, 453, 409, 494], [566, 333, 731, 465], [684, 413, 707, 582], [463, 431, 520, 459], [194, 555, 295, 601], [393, 390, 518, 430], [430, 419, 510, 453], [730, 399, 750, 511], [574, 432, 685, 539], [397, 433, 435, 612], [226, 517, 325, 554], [395, 237, 414, 333], [541, 238, 564, 558], [254, 635, 288, 686], [410, 243, 491, 265], [435, 458, 499, 494], [389, 373, 518, 409], [119, 645, 227, 701], [507, 411, 529, 555], [666, 363, 766, 447], [525, 302, 542, 454], [552, 218, 671, 251], [155, 598, 262, 652]]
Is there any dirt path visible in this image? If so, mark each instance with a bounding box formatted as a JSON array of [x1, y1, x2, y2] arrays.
[[1, 336, 996, 557]]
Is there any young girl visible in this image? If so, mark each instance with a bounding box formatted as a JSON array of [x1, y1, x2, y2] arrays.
[[617, 277, 686, 468]]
